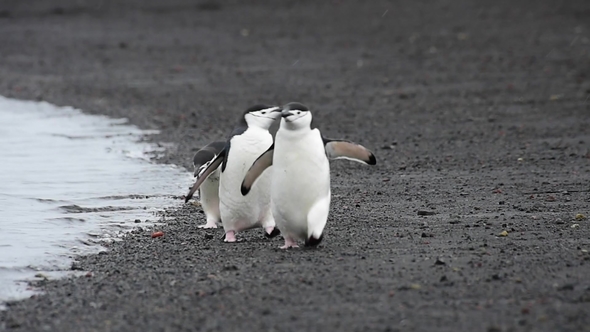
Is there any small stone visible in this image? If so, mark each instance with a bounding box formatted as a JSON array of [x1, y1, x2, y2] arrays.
[[70, 262, 83, 271], [571, 224, 580, 228], [575, 213, 587, 221], [457, 32, 469, 40], [434, 258, 446, 265], [134, 219, 141, 223], [151, 231, 164, 238], [558, 284, 575, 291], [418, 210, 436, 216], [498, 230, 509, 237]]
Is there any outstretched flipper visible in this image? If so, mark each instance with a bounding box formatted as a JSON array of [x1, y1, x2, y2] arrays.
[[240, 144, 274, 195], [323, 137, 377, 165], [192, 141, 226, 177], [185, 150, 225, 203]]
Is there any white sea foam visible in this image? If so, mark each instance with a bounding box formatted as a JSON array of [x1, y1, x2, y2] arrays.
[[0, 96, 189, 304]]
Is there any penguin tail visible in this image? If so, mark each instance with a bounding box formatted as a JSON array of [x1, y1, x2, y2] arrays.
[[304, 234, 323, 247], [264, 227, 281, 238]]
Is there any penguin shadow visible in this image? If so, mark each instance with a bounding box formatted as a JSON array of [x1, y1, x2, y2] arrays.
[[268, 235, 325, 251], [217, 227, 281, 243], [208, 226, 324, 250], [270, 244, 324, 252]]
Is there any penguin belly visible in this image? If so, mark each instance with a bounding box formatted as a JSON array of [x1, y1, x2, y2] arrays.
[[271, 129, 330, 242], [219, 129, 274, 233], [199, 168, 221, 228]]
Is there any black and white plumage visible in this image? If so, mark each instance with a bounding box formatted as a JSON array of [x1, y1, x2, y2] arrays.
[[241, 102, 377, 249], [185, 105, 282, 242], [193, 141, 226, 177], [189, 141, 226, 228]]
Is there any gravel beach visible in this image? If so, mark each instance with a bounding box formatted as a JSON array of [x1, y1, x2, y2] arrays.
[[1, 0, 590, 331]]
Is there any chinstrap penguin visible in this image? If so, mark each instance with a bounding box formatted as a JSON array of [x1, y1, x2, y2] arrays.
[[185, 105, 282, 242], [241, 102, 377, 249], [187, 141, 226, 228]]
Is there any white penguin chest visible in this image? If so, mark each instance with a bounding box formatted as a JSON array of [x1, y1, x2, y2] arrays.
[[272, 128, 330, 221], [219, 128, 273, 213]]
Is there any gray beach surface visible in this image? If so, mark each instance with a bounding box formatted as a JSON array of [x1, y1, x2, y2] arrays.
[[1, 0, 589, 331]]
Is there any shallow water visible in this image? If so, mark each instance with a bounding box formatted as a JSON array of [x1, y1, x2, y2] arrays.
[[0, 96, 189, 304]]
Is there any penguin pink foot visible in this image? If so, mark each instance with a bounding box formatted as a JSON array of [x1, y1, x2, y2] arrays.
[[280, 237, 299, 249], [198, 220, 218, 229], [224, 231, 237, 242]]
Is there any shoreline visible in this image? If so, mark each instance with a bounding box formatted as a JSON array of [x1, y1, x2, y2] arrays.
[[1, 0, 590, 331], [0, 97, 190, 307]]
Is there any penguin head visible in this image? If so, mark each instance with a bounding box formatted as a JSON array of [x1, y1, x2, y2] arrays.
[[243, 104, 282, 129], [280, 102, 312, 129]]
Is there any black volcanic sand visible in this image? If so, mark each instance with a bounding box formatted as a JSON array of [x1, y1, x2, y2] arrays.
[[1, 0, 590, 331]]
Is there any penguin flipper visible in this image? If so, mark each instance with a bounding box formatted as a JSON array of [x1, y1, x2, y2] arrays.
[[322, 137, 377, 165], [241, 144, 274, 196], [185, 151, 225, 203]]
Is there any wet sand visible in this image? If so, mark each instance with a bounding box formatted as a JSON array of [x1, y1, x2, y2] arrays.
[[1, 0, 590, 331]]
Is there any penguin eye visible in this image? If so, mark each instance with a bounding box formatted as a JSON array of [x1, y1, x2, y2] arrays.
[[297, 111, 301, 114], [261, 111, 267, 114]]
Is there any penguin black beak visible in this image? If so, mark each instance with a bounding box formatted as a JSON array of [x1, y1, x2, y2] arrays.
[[281, 109, 292, 118]]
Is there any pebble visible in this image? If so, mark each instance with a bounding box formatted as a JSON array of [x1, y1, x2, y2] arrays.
[[418, 210, 436, 216], [434, 258, 446, 265]]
